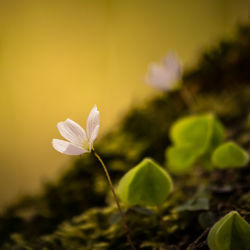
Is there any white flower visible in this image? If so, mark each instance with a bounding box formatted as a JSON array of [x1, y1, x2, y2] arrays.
[[52, 105, 100, 155], [145, 52, 182, 91]]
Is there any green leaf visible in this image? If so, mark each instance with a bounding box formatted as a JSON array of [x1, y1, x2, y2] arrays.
[[118, 158, 173, 206], [176, 186, 210, 212], [166, 146, 200, 174], [167, 114, 225, 173], [212, 141, 249, 168], [176, 197, 209, 212], [207, 211, 250, 250], [209, 119, 225, 150], [170, 114, 215, 154]]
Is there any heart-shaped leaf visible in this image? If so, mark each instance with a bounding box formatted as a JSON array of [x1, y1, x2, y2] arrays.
[[212, 141, 249, 168], [118, 158, 173, 206], [170, 114, 215, 154], [209, 119, 225, 150], [166, 114, 225, 173], [207, 211, 250, 250], [167, 145, 200, 174]]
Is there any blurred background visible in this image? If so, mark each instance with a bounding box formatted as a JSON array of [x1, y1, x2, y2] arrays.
[[0, 0, 248, 208]]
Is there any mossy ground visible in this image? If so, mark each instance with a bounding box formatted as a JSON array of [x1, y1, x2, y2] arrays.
[[1, 25, 250, 249]]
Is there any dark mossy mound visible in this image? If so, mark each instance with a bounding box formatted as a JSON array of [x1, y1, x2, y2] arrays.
[[1, 25, 250, 249]]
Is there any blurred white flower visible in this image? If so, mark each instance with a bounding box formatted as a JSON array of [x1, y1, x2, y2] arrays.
[[52, 105, 100, 155], [145, 52, 182, 91]]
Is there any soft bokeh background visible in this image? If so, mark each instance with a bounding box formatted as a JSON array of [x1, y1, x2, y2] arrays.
[[0, 0, 248, 208]]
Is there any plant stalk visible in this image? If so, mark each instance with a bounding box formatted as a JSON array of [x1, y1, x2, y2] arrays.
[[92, 150, 137, 250], [187, 228, 209, 250]]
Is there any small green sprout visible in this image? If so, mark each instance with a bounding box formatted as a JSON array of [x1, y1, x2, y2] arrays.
[[118, 158, 173, 206], [212, 141, 249, 168], [207, 211, 250, 250], [166, 113, 225, 174]]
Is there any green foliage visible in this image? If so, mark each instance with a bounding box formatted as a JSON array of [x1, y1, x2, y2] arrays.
[[176, 186, 210, 212], [166, 114, 225, 173], [207, 211, 250, 250], [167, 146, 200, 173], [1, 204, 183, 250], [212, 141, 249, 168], [118, 158, 173, 206], [170, 114, 215, 152]]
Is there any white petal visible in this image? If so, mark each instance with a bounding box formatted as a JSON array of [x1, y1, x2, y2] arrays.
[[146, 64, 171, 90], [52, 139, 88, 155], [57, 119, 87, 147], [163, 53, 182, 79], [88, 125, 99, 150], [145, 53, 182, 91], [86, 105, 100, 140], [163, 53, 180, 68]]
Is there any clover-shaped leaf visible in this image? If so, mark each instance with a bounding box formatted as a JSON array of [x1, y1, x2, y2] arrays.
[[118, 158, 173, 206], [166, 114, 225, 173], [212, 141, 249, 168], [207, 211, 250, 250], [209, 119, 225, 151], [170, 114, 215, 153], [167, 146, 200, 174]]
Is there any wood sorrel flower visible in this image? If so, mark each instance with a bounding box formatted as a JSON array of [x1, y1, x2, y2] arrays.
[[52, 105, 100, 155], [52, 105, 136, 249], [145, 52, 182, 91]]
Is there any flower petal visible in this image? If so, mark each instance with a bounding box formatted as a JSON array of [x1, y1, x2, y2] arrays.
[[88, 125, 99, 150], [162, 53, 182, 80], [163, 53, 181, 70], [57, 119, 87, 147], [146, 64, 171, 90], [145, 53, 182, 91], [86, 105, 100, 140], [52, 139, 88, 155]]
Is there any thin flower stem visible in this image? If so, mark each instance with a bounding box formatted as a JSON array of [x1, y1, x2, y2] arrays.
[[92, 150, 137, 250]]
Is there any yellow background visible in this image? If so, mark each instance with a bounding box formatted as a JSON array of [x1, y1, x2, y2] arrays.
[[0, 0, 248, 208]]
